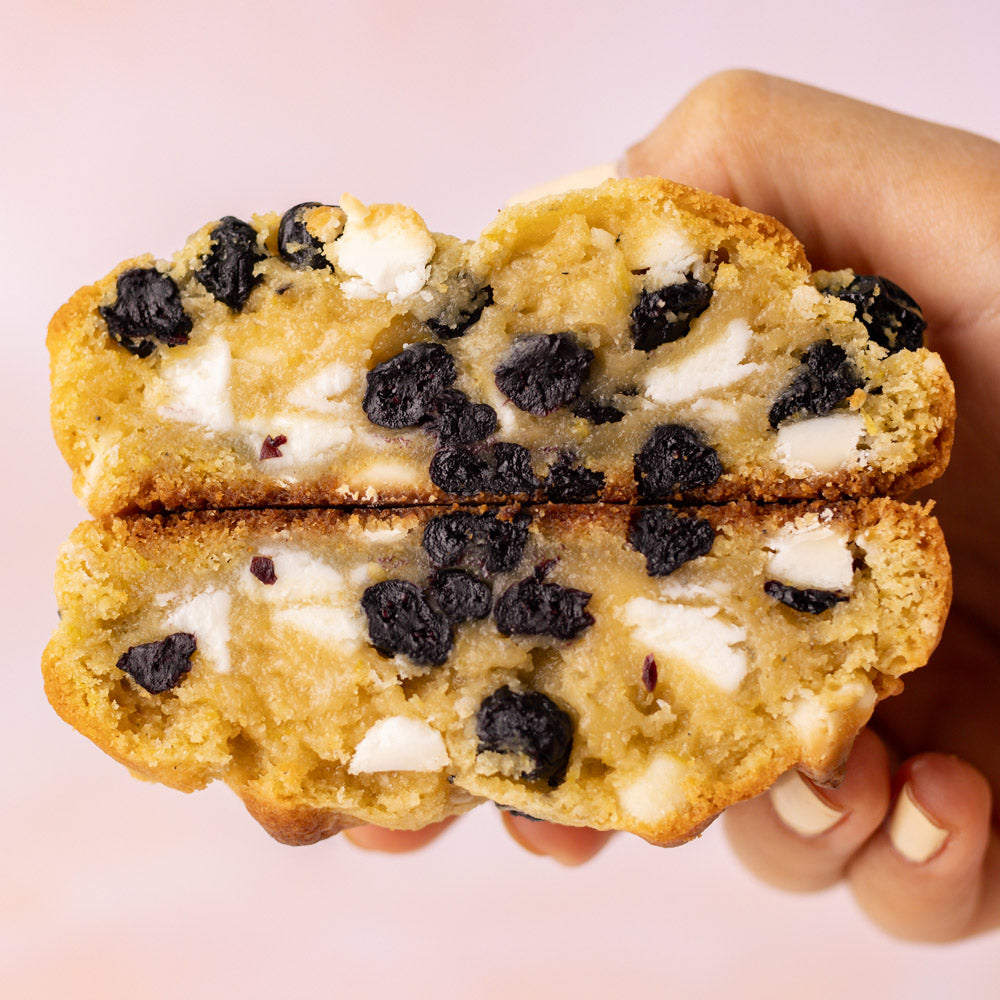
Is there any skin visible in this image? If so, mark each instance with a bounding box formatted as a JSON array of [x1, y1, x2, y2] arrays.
[[348, 72, 1000, 942]]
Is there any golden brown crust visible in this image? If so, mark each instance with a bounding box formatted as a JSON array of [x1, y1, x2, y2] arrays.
[[238, 790, 363, 846], [478, 177, 810, 272]]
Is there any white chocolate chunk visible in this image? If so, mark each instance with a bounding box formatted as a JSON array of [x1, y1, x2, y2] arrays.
[[775, 413, 865, 476], [244, 414, 353, 465], [787, 679, 876, 759], [165, 588, 232, 674], [622, 598, 748, 693], [348, 717, 449, 774], [272, 605, 360, 647], [688, 397, 739, 425], [767, 519, 854, 591], [243, 548, 345, 604], [626, 218, 700, 283], [644, 318, 759, 405], [358, 459, 423, 489], [617, 754, 689, 823], [335, 194, 435, 303], [157, 335, 234, 433], [286, 363, 353, 412]]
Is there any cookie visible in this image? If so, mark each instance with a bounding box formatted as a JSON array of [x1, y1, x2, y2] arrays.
[[48, 180, 953, 517], [42, 501, 950, 845]]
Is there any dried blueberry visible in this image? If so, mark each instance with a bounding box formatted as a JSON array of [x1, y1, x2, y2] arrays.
[[426, 570, 492, 623], [99, 267, 193, 357], [194, 216, 265, 311], [250, 555, 276, 584], [829, 275, 925, 353], [259, 434, 287, 460], [430, 443, 538, 497], [570, 397, 625, 424], [422, 512, 479, 566], [429, 389, 497, 445], [482, 513, 531, 573], [545, 453, 605, 502], [641, 654, 658, 693], [476, 685, 574, 786], [421, 510, 530, 572], [634, 424, 724, 498], [430, 447, 492, 495], [768, 340, 864, 428], [361, 579, 452, 666], [494, 571, 594, 640], [628, 507, 716, 576], [278, 202, 335, 270], [630, 277, 713, 351], [363, 342, 457, 428], [494, 333, 593, 415], [491, 442, 539, 494], [117, 632, 196, 694], [764, 580, 848, 614], [426, 277, 493, 339]]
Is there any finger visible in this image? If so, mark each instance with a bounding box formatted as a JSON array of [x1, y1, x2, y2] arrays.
[[724, 727, 891, 892], [500, 811, 614, 866], [620, 70, 1000, 328], [847, 753, 999, 941], [342, 816, 456, 853]]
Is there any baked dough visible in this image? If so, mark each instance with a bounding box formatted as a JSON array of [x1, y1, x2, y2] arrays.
[[43, 500, 949, 845], [49, 180, 953, 517]]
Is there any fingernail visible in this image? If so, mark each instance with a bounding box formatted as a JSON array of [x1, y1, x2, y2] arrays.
[[769, 769, 845, 837], [505, 161, 619, 207], [888, 783, 949, 863]]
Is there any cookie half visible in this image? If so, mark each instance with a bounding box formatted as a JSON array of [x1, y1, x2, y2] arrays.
[[49, 180, 953, 516], [43, 500, 950, 845]]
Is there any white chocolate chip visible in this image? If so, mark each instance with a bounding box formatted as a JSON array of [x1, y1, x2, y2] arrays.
[[348, 717, 450, 774], [626, 218, 700, 283], [617, 754, 689, 823], [789, 284, 824, 315], [244, 414, 353, 465], [157, 334, 234, 433], [775, 413, 865, 476], [622, 598, 748, 693], [786, 679, 876, 759], [286, 363, 354, 412], [243, 548, 345, 604], [272, 605, 361, 647], [165, 588, 232, 674], [644, 317, 759, 405], [357, 459, 424, 488], [767, 519, 854, 591], [335, 194, 435, 304]]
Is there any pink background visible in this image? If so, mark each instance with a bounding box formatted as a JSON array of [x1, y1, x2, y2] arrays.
[[5, 1, 1000, 996]]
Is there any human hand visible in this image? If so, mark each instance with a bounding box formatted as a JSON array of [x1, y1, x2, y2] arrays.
[[348, 72, 1000, 940]]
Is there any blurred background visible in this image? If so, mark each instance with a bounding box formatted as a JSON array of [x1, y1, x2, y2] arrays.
[[5, 1, 1000, 996]]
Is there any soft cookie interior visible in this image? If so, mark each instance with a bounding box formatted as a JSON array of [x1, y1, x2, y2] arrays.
[[43, 500, 949, 845]]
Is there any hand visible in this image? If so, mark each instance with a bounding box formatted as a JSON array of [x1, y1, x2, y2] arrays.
[[349, 72, 1000, 941], [620, 71, 1000, 941]]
